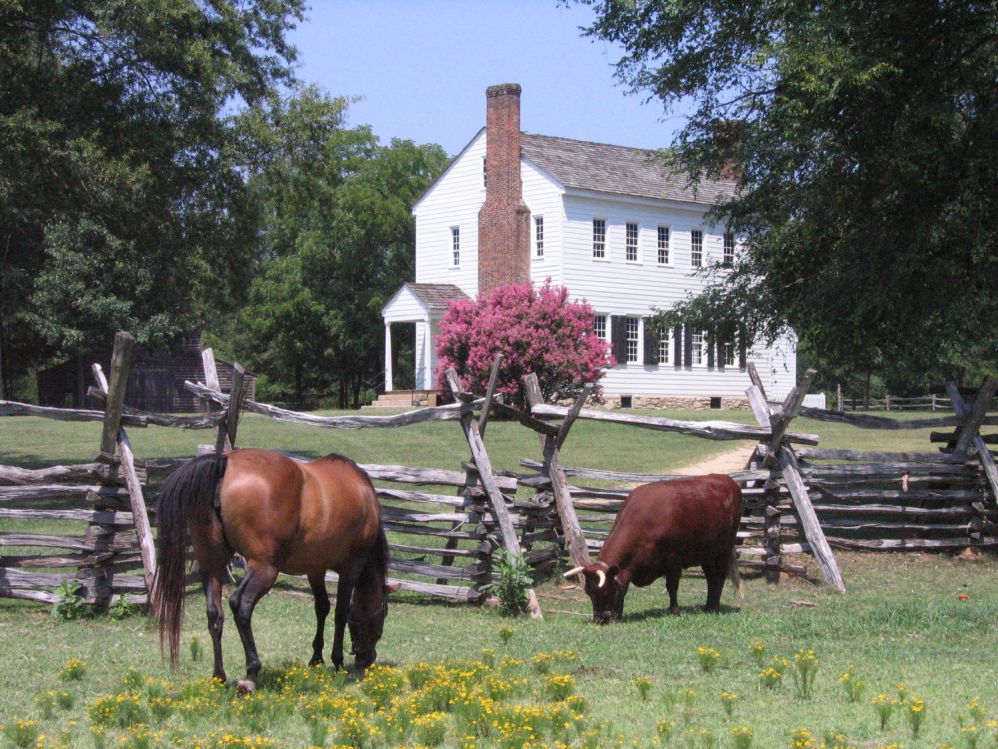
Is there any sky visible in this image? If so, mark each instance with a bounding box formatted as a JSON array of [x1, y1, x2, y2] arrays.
[[288, 1, 688, 157]]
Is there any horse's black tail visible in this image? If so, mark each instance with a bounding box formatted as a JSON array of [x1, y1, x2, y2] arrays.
[[151, 453, 227, 668]]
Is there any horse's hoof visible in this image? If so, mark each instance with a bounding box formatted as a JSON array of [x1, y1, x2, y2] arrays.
[[667, 607, 681, 616], [308, 658, 323, 668], [235, 679, 256, 695]]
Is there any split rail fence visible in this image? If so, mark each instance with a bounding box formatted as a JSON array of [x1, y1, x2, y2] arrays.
[[1, 329, 995, 613]]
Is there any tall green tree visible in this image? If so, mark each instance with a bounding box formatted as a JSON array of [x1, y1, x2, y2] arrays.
[[228, 88, 448, 407], [0, 0, 304, 400], [579, 0, 998, 388]]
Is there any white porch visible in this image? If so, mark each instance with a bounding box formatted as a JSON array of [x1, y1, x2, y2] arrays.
[[380, 283, 469, 394]]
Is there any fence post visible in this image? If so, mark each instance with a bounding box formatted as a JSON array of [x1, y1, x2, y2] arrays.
[[446, 369, 542, 619], [745, 365, 845, 592], [946, 378, 998, 506], [91, 332, 158, 604], [201, 348, 229, 454], [217, 363, 246, 453], [523, 374, 592, 567]]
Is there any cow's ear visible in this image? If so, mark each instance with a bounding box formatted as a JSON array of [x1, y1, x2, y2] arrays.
[[607, 564, 619, 578]]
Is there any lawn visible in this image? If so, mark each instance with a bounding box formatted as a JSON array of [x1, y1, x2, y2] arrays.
[[1, 408, 995, 748]]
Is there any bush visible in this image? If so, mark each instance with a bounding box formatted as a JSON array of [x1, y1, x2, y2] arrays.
[[481, 549, 533, 617], [434, 280, 612, 409]]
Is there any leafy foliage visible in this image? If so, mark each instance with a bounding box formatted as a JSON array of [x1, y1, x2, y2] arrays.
[[0, 0, 303, 398], [51, 580, 87, 621], [579, 0, 998, 384], [481, 549, 534, 617], [434, 280, 612, 409], [222, 87, 448, 407]]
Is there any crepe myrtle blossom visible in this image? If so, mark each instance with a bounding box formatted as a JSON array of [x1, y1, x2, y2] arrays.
[[434, 280, 613, 409]]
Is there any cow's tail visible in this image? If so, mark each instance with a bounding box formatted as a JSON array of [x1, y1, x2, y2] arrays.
[[729, 547, 744, 602]]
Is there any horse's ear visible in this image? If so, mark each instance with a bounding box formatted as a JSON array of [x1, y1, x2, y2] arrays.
[[386, 581, 402, 594]]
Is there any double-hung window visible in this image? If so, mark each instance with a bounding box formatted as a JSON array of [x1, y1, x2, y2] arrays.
[[692, 330, 705, 365], [625, 222, 639, 262], [593, 314, 607, 341], [592, 219, 606, 259], [534, 216, 544, 258], [724, 340, 736, 367], [723, 232, 735, 267], [626, 317, 640, 363], [691, 229, 703, 268], [658, 326, 673, 365], [451, 227, 460, 267], [657, 226, 670, 265]]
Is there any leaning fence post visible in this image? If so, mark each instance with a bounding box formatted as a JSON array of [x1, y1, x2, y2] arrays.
[[92, 332, 157, 601], [446, 369, 542, 619], [946, 378, 998, 506], [523, 374, 592, 567], [745, 366, 845, 592], [201, 348, 229, 454], [217, 363, 246, 453]]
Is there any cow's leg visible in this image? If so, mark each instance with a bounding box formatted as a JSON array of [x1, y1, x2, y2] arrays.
[[703, 555, 728, 613], [665, 567, 682, 615], [307, 571, 330, 667]]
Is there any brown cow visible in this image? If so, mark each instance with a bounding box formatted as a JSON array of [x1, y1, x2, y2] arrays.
[[564, 474, 742, 623]]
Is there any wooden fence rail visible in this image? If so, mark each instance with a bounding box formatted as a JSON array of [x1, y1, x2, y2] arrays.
[[2, 329, 995, 612]]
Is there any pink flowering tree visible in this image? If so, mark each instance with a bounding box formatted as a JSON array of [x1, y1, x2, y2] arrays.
[[434, 280, 613, 409]]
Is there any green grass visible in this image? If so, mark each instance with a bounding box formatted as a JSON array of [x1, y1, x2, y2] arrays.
[[0, 553, 996, 747], [1, 408, 996, 747]]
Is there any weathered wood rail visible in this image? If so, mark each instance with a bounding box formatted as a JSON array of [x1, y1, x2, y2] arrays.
[[522, 369, 997, 593], [0, 332, 152, 608], [3, 328, 994, 612]]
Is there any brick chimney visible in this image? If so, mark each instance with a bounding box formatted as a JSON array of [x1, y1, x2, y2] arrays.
[[478, 83, 531, 295]]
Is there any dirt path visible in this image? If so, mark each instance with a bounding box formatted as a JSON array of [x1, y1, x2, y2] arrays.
[[672, 444, 756, 476]]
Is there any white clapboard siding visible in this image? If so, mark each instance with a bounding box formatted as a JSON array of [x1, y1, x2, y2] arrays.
[[414, 130, 485, 295], [523, 159, 567, 285], [405, 127, 798, 401]]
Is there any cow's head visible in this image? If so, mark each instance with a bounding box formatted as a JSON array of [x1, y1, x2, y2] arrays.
[[564, 562, 627, 623]]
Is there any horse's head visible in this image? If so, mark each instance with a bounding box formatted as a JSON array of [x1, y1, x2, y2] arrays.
[[348, 580, 400, 670]]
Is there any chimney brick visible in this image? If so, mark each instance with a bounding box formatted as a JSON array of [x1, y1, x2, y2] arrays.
[[478, 83, 531, 295]]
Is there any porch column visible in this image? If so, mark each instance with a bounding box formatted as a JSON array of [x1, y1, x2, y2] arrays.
[[384, 322, 393, 392], [421, 320, 435, 390]]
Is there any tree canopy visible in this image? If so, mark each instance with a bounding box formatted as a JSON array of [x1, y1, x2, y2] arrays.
[[223, 87, 448, 407], [0, 0, 304, 398], [579, 0, 998, 391]]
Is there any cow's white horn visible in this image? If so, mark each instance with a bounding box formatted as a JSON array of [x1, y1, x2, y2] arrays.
[[596, 569, 607, 588], [563, 566, 585, 579]]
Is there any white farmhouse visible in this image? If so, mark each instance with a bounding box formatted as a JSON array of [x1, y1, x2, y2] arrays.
[[381, 84, 796, 407]]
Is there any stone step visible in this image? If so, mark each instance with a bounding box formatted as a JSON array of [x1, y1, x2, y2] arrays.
[[365, 390, 439, 408]]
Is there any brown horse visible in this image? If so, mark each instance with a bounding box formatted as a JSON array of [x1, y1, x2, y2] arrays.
[[151, 449, 395, 691]]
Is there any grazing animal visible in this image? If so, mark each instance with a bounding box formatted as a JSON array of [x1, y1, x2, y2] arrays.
[[564, 474, 742, 623], [151, 449, 396, 691]]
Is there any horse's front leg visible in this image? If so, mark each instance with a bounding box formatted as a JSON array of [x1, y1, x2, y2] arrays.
[[331, 570, 357, 671], [307, 572, 330, 667], [229, 560, 278, 693]]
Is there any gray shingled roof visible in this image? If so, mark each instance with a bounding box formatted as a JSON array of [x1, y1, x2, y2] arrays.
[[405, 283, 469, 311], [521, 133, 736, 205]]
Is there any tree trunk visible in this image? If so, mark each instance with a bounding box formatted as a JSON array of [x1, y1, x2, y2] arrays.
[[0, 321, 6, 400]]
